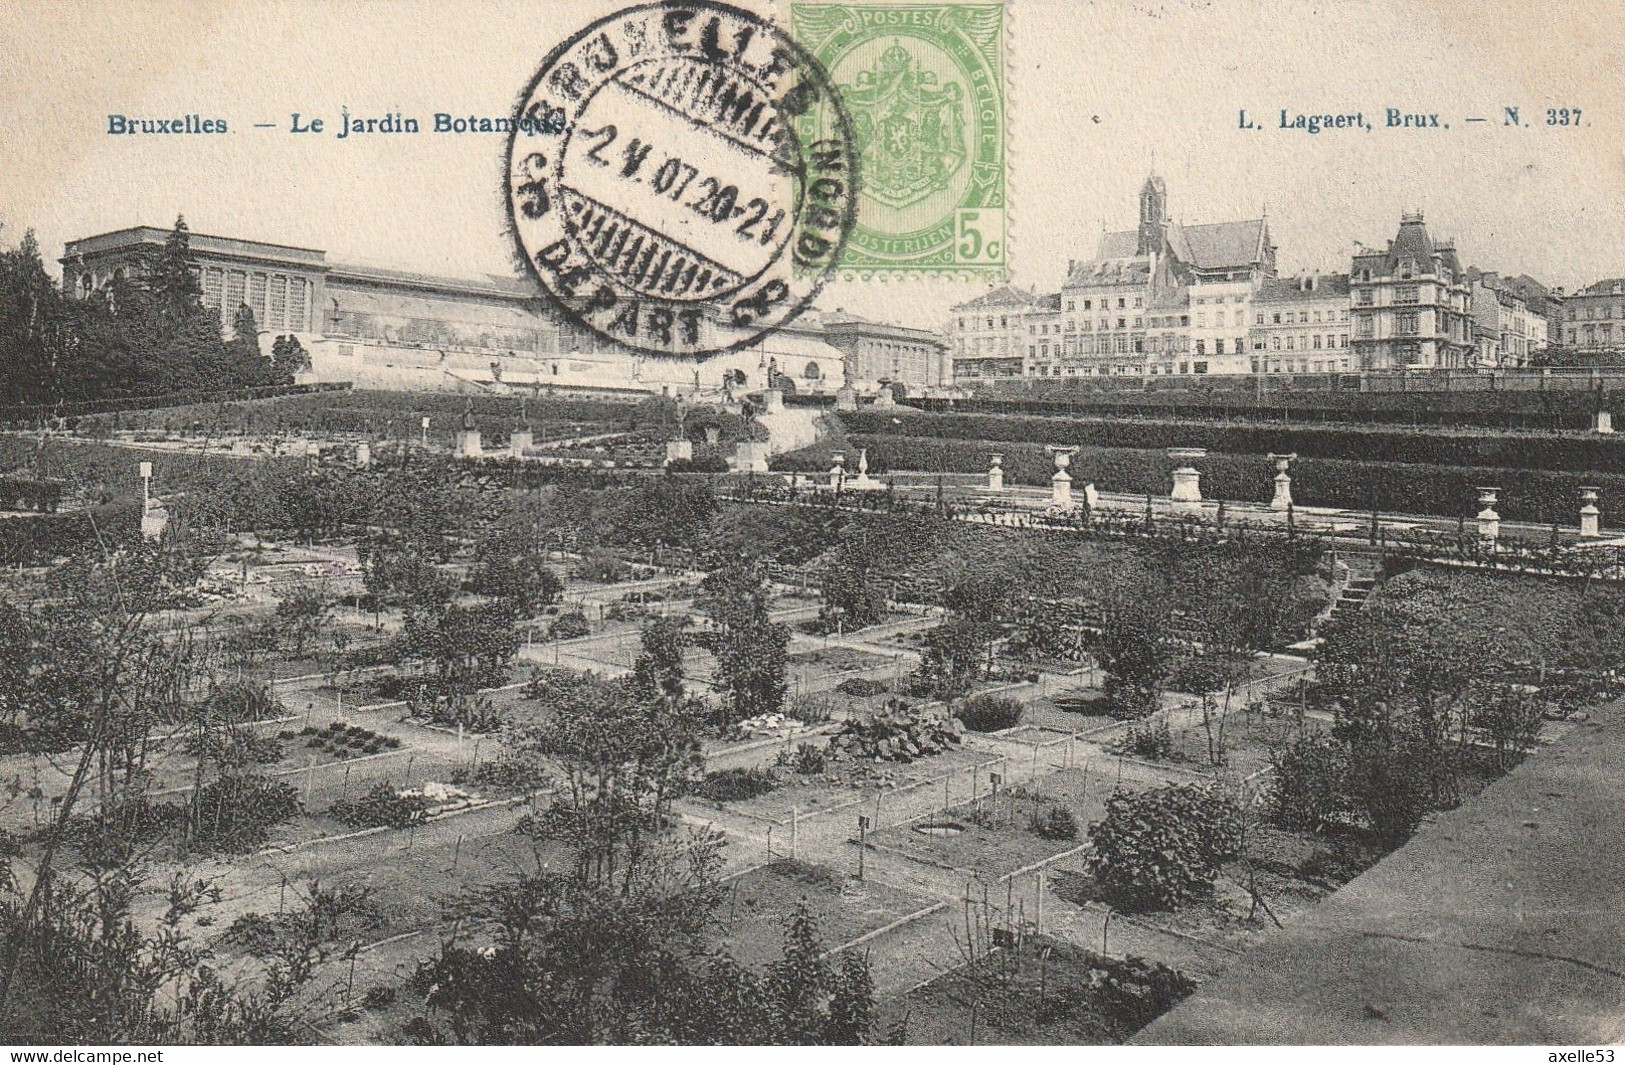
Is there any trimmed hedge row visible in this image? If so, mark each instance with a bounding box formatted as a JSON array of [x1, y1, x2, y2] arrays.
[[779, 434, 1623, 526], [841, 410, 1625, 476], [0, 476, 64, 513], [0, 499, 143, 565]]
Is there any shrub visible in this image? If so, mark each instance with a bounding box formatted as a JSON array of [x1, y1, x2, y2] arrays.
[[1166, 656, 1233, 695], [1032, 805, 1079, 841], [550, 611, 591, 639], [691, 767, 780, 801], [958, 694, 1024, 732], [785, 692, 840, 725], [220, 912, 280, 957], [189, 775, 302, 854], [1087, 783, 1241, 912], [1120, 719, 1176, 762], [1267, 732, 1351, 832], [835, 677, 889, 697], [776, 742, 827, 775], [330, 782, 430, 829], [362, 986, 398, 1011]]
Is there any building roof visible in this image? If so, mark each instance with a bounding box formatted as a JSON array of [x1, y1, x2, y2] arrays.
[[1168, 218, 1270, 272], [951, 284, 1042, 311], [1255, 273, 1351, 303], [1088, 217, 1268, 277], [820, 309, 945, 346], [1066, 256, 1153, 286], [1578, 278, 1625, 297]]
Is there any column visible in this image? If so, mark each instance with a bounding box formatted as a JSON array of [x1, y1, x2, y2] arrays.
[[1475, 487, 1501, 545], [988, 453, 1004, 491]]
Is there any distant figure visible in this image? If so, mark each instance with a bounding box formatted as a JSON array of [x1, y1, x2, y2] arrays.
[[461, 397, 476, 431]]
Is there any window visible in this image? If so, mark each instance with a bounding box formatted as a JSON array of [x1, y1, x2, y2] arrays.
[[1000, 316, 1007, 328], [1313, 335, 1323, 349], [1272, 312, 1281, 324], [1195, 340, 1206, 355], [1066, 300, 1075, 311], [1313, 310, 1322, 323], [1256, 313, 1265, 325], [1196, 313, 1207, 328], [1117, 298, 1126, 309], [1356, 289, 1374, 306], [1117, 318, 1126, 329], [1396, 284, 1419, 304], [1396, 313, 1419, 335], [1340, 334, 1348, 348], [1133, 297, 1143, 308], [1133, 317, 1143, 329], [805, 361, 821, 379], [1299, 311, 1310, 324], [1214, 339, 1225, 355], [1083, 299, 1092, 310], [1192, 360, 1208, 374], [1215, 310, 1226, 327], [1357, 316, 1374, 338], [1285, 336, 1294, 350]]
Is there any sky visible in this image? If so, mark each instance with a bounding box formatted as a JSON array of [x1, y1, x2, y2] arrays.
[[2, 0, 1622, 333]]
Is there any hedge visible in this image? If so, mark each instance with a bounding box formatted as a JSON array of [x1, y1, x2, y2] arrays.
[[0, 499, 142, 565], [840, 410, 1625, 476], [779, 433, 1625, 526]]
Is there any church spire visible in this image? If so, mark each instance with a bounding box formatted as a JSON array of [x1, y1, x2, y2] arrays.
[[1137, 171, 1167, 256]]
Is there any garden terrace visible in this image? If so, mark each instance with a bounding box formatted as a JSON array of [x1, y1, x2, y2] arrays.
[[934, 375, 1624, 432], [840, 409, 1625, 477], [772, 430, 1625, 529]]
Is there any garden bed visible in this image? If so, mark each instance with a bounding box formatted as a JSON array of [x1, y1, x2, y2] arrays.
[[887, 934, 1196, 1045], [710, 858, 936, 969]]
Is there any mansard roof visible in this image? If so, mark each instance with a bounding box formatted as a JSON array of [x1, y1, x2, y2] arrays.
[[952, 284, 1042, 311], [1578, 278, 1625, 297], [1255, 273, 1351, 303], [1066, 256, 1152, 286]]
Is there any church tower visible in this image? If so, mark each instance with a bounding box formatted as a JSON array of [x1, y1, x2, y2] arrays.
[[1137, 172, 1167, 256]]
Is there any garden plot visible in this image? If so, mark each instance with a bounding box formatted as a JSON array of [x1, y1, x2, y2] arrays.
[[887, 934, 1196, 1045], [1112, 703, 1315, 779], [686, 745, 996, 825], [1042, 820, 1391, 956], [710, 858, 937, 969], [867, 763, 1171, 879]]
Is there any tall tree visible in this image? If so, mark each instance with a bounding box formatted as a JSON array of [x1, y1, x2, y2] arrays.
[[697, 563, 788, 728]]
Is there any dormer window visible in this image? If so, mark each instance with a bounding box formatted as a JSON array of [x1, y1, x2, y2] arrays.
[[1399, 259, 1415, 280]]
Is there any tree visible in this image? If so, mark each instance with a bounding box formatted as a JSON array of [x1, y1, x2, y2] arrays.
[[469, 528, 563, 618], [818, 544, 887, 633], [1095, 606, 1173, 719], [911, 618, 992, 701], [270, 334, 311, 379], [697, 563, 788, 728], [0, 228, 67, 406], [630, 616, 690, 705], [153, 214, 203, 317], [274, 583, 332, 658]]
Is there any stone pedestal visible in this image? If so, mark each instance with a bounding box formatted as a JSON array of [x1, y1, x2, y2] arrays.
[[509, 430, 533, 459], [140, 506, 168, 542], [734, 440, 769, 473], [1268, 452, 1297, 512], [1597, 411, 1614, 435], [835, 386, 859, 412], [874, 385, 896, 410], [988, 453, 1004, 491], [1047, 445, 1078, 508], [1475, 487, 1501, 544], [1580, 486, 1602, 538], [354, 442, 371, 468], [664, 438, 692, 465], [454, 429, 483, 459], [761, 388, 784, 414], [1168, 447, 1208, 514], [1083, 482, 1100, 510], [1051, 469, 1072, 507]]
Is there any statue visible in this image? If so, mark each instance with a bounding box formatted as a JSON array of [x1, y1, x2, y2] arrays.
[[461, 397, 476, 431]]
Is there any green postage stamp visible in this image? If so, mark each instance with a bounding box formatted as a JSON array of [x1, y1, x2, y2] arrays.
[[792, 3, 1008, 276]]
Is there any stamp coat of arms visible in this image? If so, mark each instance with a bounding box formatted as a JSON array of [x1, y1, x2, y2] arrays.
[[793, 3, 1007, 276]]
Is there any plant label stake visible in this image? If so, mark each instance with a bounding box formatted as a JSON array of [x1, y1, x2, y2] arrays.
[[857, 815, 869, 881]]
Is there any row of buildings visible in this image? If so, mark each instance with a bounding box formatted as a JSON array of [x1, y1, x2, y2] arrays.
[[58, 227, 950, 399], [57, 186, 1625, 397], [947, 174, 1625, 383]]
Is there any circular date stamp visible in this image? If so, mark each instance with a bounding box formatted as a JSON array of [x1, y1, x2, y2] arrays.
[[507, 1, 859, 358]]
